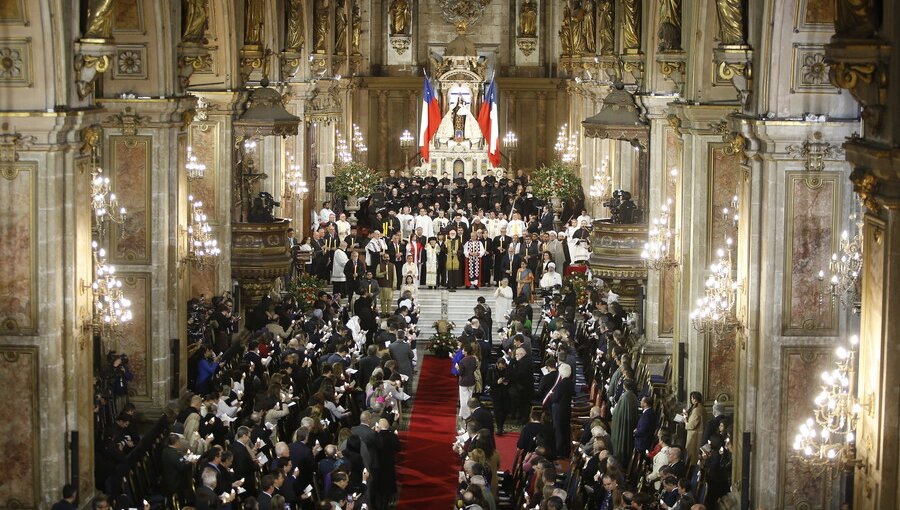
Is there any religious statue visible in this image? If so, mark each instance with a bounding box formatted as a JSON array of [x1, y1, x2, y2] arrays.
[[351, 1, 362, 54], [285, 0, 305, 52], [84, 0, 115, 39], [570, 2, 585, 54], [451, 102, 467, 141], [597, 0, 614, 55], [657, 0, 682, 51], [581, 0, 596, 53], [714, 0, 744, 44], [244, 0, 265, 45], [559, 7, 574, 55], [622, 0, 641, 51], [519, 0, 537, 37], [334, 0, 348, 54], [390, 0, 410, 35], [182, 0, 210, 43], [835, 0, 877, 38], [313, 0, 329, 53]]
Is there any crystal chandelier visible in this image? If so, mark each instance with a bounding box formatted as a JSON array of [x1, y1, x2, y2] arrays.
[[793, 335, 864, 468], [827, 213, 863, 313], [85, 241, 133, 331], [399, 129, 415, 149], [335, 129, 352, 164], [554, 124, 579, 164], [588, 159, 612, 203], [285, 153, 309, 200], [185, 195, 221, 268], [351, 123, 368, 158], [690, 237, 740, 334], [642, 197, 678, 271], [185, 145, 207, 181], [91, 164, 127, 237]]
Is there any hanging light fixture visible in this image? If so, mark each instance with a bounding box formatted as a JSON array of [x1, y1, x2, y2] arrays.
[[642, 199, 678, 271], [351, 123, 368, 158], [285, 152, 309, 200], [826, 213, 863, 313], [84, 241, 133, 331], [793, 335, 866, 469], [690, 237, 740, 334], [185, 195, 221, 268], [91, 163, 127, 238], [335, 128, 352, 164], [588, 158, 613, 203], [185, 145, 207, 181]]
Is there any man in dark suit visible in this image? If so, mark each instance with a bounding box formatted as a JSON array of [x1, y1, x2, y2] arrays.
[[229, 427, 258, 496], [357, 344, 381, 387], [351, 411, 379, 472], [500, 246, 521, 297], [536, 359, 558, 404], [661, 446, 687, 479], [540, 205, 555, 232], [467, 397, 495, 438], [634, 396, 658, 454], [288, 427, 317, 494], [387, 233, 406, 290], [388, 336, 415, 378], [509, 347, 534, 421], [50, 484, 78, 510], [493, 228, 512, 285], [160, 433, 195, 504], [257, 474, 276, 510]]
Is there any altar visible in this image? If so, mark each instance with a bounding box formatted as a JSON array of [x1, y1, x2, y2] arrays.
[[415, 34, 506, 180]]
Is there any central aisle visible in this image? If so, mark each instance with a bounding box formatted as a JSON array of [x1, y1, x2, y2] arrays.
[[396, 355, 459, 510]]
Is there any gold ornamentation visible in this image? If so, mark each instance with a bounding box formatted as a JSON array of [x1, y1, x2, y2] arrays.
[[115, 47, 144, 77], [285, 0, 305, 52], [313, 0, 329, 54], [350, 1, 361, 54], [801, 52, 828, 85], [667, 114, 681, 131], [81, 125, 101, 155], [659, 59, 684, 78], [104, 108, 148, 136], [74, 53, 110, 99], [390, 0, 410, 35], [519, 0, 537, 37], [598, 0, 614, 55], [785, 132, 844, 172], [437, 0, 492, 32], [0, 129, 34, 163], [244, 0, 265, 46], [714, 0, 744, 44], [182, 0, 209, 43], [850, 169, 880, 213], [559, 6, 574, 56], [517, 38, 537, 57], [183, 53, 212, 72], [84, 0, 114, 40], [622, 0, 641, 52], [334, 0, 348, 55], [835, 0, 878, 38], [658, 0, 682, 51], [717, 60, 749, 81], [280, 54, 302, 79], [390, 36, 411, 55], [581, 0, 597, 54]]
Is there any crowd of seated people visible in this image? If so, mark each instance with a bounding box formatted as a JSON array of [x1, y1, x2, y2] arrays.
[[88, 285, 431, 510]]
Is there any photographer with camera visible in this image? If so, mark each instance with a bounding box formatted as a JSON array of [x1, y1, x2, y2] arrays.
[[107, 351, 133, 412]]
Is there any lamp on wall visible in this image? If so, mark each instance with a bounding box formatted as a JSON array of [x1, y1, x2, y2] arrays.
[[399, 129, 415, 170], [824, 212, 863, 314], [90, 162, 127, 238], [184, 195, 221, 268], [285, 152, 309, 200], [185, 146, 207, 181], [689, 237, 740, 334], [82, 241, 133, 332]]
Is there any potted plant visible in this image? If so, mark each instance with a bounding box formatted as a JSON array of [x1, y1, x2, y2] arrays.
[[531, 160, 582, 214], [332, 161, 380, 221], [286, 273, 327, 312]]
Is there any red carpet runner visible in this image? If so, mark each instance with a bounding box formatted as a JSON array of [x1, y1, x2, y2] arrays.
[[396, 355, 459, 510]]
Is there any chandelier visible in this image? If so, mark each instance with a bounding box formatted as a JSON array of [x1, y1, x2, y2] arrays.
[[91, 164, 127, 237], [826, 213, 863, 313], [690, 237, 740, 334], [85, 241, 133, 331], [185, 145, 207, 181], [285, 153, 309, 200], [555, 124, 579, 164], [793, 335, 864, 469], [335, 129, 352, 164], [588, 159, 612, 203], [399, 129, 415, 149], [351, 123, 368, 157], [185, 195, 221, 268], [642, 197, 678, 271]]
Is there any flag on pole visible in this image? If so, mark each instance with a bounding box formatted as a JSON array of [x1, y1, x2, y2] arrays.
[[477, 79, 500, 168], [419, 76, 441, 163]]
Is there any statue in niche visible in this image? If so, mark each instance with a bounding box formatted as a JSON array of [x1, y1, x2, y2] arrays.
[[351, 1, 362, 54], [313, 0, 329, 53], [334, 0, 348, 54], [390, 0, 410, 35], [519, 0, 537, 37], [559, 5, 574, 55], [581, 0, 596, 53], [657, 0, 682, 51], [182, 0, 210, 43], [244, 0, 265, 45], [622, 0, 641, 51], [570, 2, 585, 55], [835, 0, 877, 38], [714, 0, 744, 44], [597, 0, 614, 55], [285, 0, 305, 52], [84, 0, 115, 39]]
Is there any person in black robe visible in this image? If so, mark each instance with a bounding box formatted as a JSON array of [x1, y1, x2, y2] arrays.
[[489, 358, 511, 434], [371, 419, 401, 510], [549, 363, 576, 459]]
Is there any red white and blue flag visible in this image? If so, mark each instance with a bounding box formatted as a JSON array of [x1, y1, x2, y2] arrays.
[[477, 79, 500, 168], [419, 76, 441, 163]]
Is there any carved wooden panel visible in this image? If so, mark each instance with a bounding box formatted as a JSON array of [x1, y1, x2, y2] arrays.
[[783, 172, 839, 334], [0, 162, 36, 334]]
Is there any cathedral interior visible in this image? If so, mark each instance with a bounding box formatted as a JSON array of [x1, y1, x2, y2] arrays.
[[0, 0, 898, 509]]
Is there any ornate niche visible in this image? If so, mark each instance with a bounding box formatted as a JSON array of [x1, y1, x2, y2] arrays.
[[711, 0, 753, 104], [387, 0, 413, 65]]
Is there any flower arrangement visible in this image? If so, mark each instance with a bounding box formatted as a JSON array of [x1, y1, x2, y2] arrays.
[[429, 320, 457, 357], [331, 161, 380, 199], [286, 273, 327, 312], [564, 273, 591, 308], [531, 160, 582, 201]]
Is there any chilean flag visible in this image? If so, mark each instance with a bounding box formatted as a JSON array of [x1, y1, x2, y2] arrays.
[[419, 76, 441, 163], [477, 79, 500, 168]]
